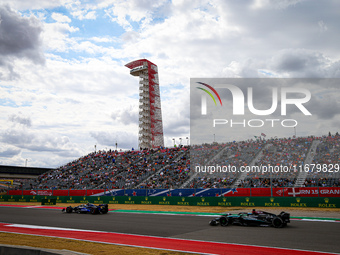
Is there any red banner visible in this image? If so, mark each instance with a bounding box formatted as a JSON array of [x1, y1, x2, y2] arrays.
[[86, 189, 104, 196], [52, 190, 69, 196], [7, 190, 22, 195], [298, 187, 319, 197], [251, 188, 271, 196], [319, 187, 340, 197], [272, 188, 285, 197], [68, 190, 86, 196], [20, 190, 53, 196]]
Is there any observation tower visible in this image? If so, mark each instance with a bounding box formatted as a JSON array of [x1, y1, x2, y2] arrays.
[[125, 59, 164, 149]]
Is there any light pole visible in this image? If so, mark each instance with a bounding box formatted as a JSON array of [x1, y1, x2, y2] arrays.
[[172, 138, 175, 147], [186, 137, 189, 146], [115, 141, 118, 151], [94, 145, 96, 153], [179, 138, 182, 146]]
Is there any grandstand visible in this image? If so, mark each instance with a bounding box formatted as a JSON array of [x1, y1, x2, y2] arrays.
[[0, 165, 53, 194], [6, 134, 339, 193]]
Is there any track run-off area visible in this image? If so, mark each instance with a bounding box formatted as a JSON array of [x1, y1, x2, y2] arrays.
[[0, 204, 339, 255]]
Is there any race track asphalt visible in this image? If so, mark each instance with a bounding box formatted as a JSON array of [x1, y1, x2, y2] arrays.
[[0, 207, 339, 253]]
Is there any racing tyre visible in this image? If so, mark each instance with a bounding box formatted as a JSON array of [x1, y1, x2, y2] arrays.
[[91, 208, 99, 215], [220, 217, 229, 226], [272, 217, 284, 228], [102, 205, 108, 214], [66, 207, 73, 213]]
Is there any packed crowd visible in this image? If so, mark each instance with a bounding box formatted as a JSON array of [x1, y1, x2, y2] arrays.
[[21, 147, 190, 190], [310, 135, 340, 175], [188, 140, 264, 188], [304, 178, 340, 187], [189, 176, 235, 189], [238, 178, 295, 188], [190, 143, 227, 168], [298, 134, 340, 187], [250, 137, 314, 179], [138, 151, 190, 189], [6, 134, 340, 191]]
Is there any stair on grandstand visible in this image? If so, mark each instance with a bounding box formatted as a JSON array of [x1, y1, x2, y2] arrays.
[[231, 144, 270, 188], [294, 140, 321, 187], [180, 144, 228, 188]]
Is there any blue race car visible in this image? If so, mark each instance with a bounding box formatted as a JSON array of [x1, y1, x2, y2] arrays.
[[62, 203, 108, 214], [209, 209, 290, 228]]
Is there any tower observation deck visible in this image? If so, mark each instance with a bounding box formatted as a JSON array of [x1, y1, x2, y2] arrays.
[[125, 59, 164, 149]]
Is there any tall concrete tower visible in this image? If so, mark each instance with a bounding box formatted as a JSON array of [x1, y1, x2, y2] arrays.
[[125, 59, 164, 149]]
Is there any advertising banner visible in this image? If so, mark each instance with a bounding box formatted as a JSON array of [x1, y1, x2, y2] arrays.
[[1, 195, 340, 208]]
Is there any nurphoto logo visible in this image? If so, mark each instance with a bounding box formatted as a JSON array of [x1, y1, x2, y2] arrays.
[[199, 83, 311, 116], [189, 78, 336, 177], [193, 79, 313, 129]]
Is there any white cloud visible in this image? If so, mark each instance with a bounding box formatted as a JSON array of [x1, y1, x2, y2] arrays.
[[90, 130, 138, 150], [318, 20, 328, 32], [51, 12, 71, 23], [71, 10, 97, 20], [104, 0, 168, 31], [42, 22, 79, 52], [89, 36, 117, 43], [9, 113, 32, 127], [251, 0, 304, 10]]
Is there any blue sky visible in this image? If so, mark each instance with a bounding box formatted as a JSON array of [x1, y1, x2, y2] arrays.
[[0, 0, 339, 167]]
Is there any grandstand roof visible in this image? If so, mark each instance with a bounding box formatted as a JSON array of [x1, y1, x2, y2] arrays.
[[0, 165, 54, 178]]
